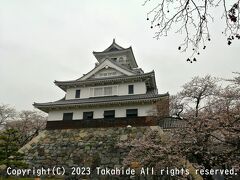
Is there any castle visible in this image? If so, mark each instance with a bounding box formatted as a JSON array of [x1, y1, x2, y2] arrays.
[[34, 39, 169, 129]]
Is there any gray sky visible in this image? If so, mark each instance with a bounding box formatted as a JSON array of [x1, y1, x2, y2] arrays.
[[0, 0, 239, 111]]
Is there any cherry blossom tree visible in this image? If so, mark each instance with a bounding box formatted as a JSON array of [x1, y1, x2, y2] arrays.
[[6, 110, 47, 147], [0, 105, 16, 127], [122, 74, 240, 180]]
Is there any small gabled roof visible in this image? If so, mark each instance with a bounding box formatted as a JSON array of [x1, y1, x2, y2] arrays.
[[102, 39, 125, 52], [93, 39, 138, 68], [93, 39, 126, 54], [78, 58, 137, 81]]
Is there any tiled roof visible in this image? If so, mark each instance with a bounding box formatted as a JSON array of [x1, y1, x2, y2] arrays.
[[108, 59, 138, 74], [93, 39, 127, 54], [54, 71, 156, 91], [93, 45, 138, 68], [55, 71, 154, 84], [34, 92, 169, 112], [75, 58, 138, 82]]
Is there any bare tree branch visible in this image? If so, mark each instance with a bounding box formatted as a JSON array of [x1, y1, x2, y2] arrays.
[[144, 0, 240, 62]]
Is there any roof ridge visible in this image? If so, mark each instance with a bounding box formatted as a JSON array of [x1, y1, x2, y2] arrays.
[[108, 59, 137, 74], [101, 39, 127, 53], [93, 47, 131, 54], [54, 70, 155, 84]]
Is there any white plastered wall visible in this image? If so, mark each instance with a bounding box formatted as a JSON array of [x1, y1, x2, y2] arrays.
[[48, 104, 155, 121], [65, 82, 146, 100]]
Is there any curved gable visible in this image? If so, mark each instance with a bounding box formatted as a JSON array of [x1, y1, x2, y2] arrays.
[[78, 59, 136, 81]]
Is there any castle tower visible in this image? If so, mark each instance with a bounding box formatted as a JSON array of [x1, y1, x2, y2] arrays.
[[33, 39, 169, 129]]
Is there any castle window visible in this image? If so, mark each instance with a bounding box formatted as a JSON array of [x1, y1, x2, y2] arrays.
[[83, 112, 93, 120], [104, 86, 112, 95], [63, 113, 73, 120], [104, 110, 115, 119], [90, 86, 118, 97], [128, 85, 134, 94], [75, 89, 81, 98], [126, 109, 138, 117], [94, 87, 103, 96]]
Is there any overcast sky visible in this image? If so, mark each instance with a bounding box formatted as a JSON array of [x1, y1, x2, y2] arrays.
[[0, 0, 239, 111]]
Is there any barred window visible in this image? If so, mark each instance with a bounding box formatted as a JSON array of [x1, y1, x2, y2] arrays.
[[90, 86, 118, 97], [94, 87, 103, 96]]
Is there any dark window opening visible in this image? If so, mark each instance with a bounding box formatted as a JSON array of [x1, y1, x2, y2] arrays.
[[111, 57, 117, 61], [126, 109, 138, 117], [104, 110, 115, 119], [63, 113, 73, 121], [75, 89, 81, 98], [83, 111, 93, 120], [128, 85, 134, 94]]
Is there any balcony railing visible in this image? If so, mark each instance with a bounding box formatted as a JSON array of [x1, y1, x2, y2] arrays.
[[158, 117, 187, 129]]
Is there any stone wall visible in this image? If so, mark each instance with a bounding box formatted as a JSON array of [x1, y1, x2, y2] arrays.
[[20, 126, 163, 179]]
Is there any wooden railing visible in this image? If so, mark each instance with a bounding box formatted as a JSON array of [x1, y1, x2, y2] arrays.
[[158, 117, 187, 129]]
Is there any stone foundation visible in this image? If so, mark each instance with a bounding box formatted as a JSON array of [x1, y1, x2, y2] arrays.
[[20, 126, 163, 179]]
